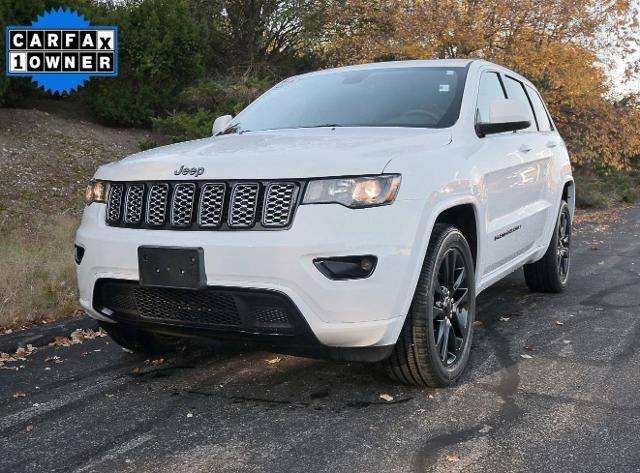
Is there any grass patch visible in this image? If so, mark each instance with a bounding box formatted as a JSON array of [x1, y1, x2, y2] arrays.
[[0, 214, 79, 329], [574, 170, 640, 208]]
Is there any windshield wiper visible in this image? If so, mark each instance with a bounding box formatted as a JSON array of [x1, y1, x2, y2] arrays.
[[305, 124, 344, 128], [221, 123, 245, 135]]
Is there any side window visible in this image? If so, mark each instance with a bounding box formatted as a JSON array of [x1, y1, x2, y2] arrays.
[[476, 71, 506, 123], [503, 76, 536, 132], [526, 85, 553, 132]]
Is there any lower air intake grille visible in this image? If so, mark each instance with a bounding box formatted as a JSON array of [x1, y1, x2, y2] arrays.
[[104, 180, 302, 230], [94, 280, 303, 334]]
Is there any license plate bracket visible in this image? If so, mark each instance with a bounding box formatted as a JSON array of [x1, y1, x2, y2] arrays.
[[138, 246, 206, 290]]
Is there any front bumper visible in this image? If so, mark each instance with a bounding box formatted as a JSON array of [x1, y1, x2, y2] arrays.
[[76, 200, 424, 349]]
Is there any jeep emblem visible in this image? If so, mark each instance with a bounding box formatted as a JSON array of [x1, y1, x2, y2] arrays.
[[174, 165, 204, 177]]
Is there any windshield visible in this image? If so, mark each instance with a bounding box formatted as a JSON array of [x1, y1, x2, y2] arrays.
[[226, 66, 468, 133]]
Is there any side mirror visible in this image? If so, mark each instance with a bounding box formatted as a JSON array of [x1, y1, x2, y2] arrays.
[[476, 99, 530, 137], [212, 115, 233, 136]]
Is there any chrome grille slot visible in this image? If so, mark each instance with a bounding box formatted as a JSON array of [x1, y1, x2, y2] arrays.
[[171, 183, 196, 227], [262, 182, 298, 227], [106, 184, 123, 223], [146, 184, 169, 226], [198, 183, 226, 228], [123, 184, 144, 224], [229, 183, 259, 228]]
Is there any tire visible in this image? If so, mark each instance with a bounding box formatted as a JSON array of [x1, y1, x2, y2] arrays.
[[384, 223, 476, 388], [524, 201, 571, 293], [98, 321, 185, 354]]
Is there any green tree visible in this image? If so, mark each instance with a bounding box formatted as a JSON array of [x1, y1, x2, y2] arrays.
[[81, 0, 206, 126]]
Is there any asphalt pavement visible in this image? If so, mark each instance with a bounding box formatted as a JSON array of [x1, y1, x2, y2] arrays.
[[1, 206, 639, 473]]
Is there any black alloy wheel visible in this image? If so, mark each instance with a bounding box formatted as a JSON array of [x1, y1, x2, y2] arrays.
[[524, 200, 571, 293], [384, 223, 476, 387], [557, 208, 571, 283], [433, 248, 471, 367]]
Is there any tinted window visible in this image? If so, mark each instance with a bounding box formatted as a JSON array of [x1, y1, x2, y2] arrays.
[[503, 76, 536, 131], [226, 67, 468, 133], [476, 72, 506, 123], [526, 85, 552, 131]]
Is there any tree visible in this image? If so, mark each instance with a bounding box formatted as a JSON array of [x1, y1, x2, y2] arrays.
[[321, 0, 640, 169]]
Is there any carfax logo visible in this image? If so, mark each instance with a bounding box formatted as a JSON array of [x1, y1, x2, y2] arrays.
[[5, 8, 118, 94]]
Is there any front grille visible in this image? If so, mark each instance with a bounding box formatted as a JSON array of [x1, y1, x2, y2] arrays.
[[94, 280, 302, 334], [229, 183, 259, 228], [106, 184, 124, 223], [105, 180, 301, 230], [123, 184, 145, 224], [146, 184, 169, 226], [170, 183, 196, 227]]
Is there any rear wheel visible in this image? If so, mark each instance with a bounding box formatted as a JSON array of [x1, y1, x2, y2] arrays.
[[384, 224, 476, 387], [524, 201, 571, 293], [99, 321, 185, 354]]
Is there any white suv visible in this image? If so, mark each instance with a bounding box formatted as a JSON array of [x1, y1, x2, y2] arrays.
[[77, 59, 574, 387]]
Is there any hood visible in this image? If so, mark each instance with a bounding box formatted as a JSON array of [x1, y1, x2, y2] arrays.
[[95, 127, 452, 181]]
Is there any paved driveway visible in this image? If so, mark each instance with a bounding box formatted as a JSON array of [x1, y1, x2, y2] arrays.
[[1, 206, 639, 473]]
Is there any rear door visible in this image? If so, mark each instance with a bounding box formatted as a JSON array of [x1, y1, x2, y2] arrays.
[[476, 71, 552, 277]]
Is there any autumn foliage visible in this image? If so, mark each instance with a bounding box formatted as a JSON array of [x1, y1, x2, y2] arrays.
[[320, 0, 640, 170]]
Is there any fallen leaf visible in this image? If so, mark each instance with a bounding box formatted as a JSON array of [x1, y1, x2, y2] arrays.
[[266, 357, 282, 364], [379, 393, 394, 402], [472, 320, 484, 327], [81, 351, 91, 357], [186, 413, 193, 418], [520, 354, 533, 359], [524, 345, 536, 352], [445, 454, 460, 463], [499, 316, 510, 322], [49, 336, 72, 347], [13, 391, 27, 398], [151, 358, 165, 366], [479, 424, 492, 434], [555, 321, 564, 326], [563, 339, 571, 344], [25, 425, 34, 433], [44, 356, 63, 364]]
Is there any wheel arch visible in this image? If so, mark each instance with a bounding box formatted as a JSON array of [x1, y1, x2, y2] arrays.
[[432, 203, 479, 273], [398, 198, 482, 319]]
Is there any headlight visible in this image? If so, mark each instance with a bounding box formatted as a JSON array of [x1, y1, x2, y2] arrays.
[[302, 175, 401, 208], [85, 180, 107, 206]]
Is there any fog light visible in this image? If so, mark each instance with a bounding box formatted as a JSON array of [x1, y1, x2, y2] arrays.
[[74, 244, 85, 265], [313, 255, 378, 280]]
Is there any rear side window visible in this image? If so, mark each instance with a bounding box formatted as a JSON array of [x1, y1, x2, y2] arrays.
[[526, 85, 553, 131], [476, 72, 506, 123], [503, 76, 536, 132]]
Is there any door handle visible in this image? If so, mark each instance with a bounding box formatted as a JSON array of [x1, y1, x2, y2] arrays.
[[546, 141, 558, 148], [519, 144, 532, 153]]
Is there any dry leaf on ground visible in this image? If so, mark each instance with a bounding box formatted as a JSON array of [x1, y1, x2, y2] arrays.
[[379, 393, 394, 402], [13, 391, 27, 398], [266, 357, 282, 364], [446, 454, 460, 463]]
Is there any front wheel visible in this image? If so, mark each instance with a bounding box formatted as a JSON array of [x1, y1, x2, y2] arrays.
[[524, 201, 571, 293], [384, 224, 476, 387]]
